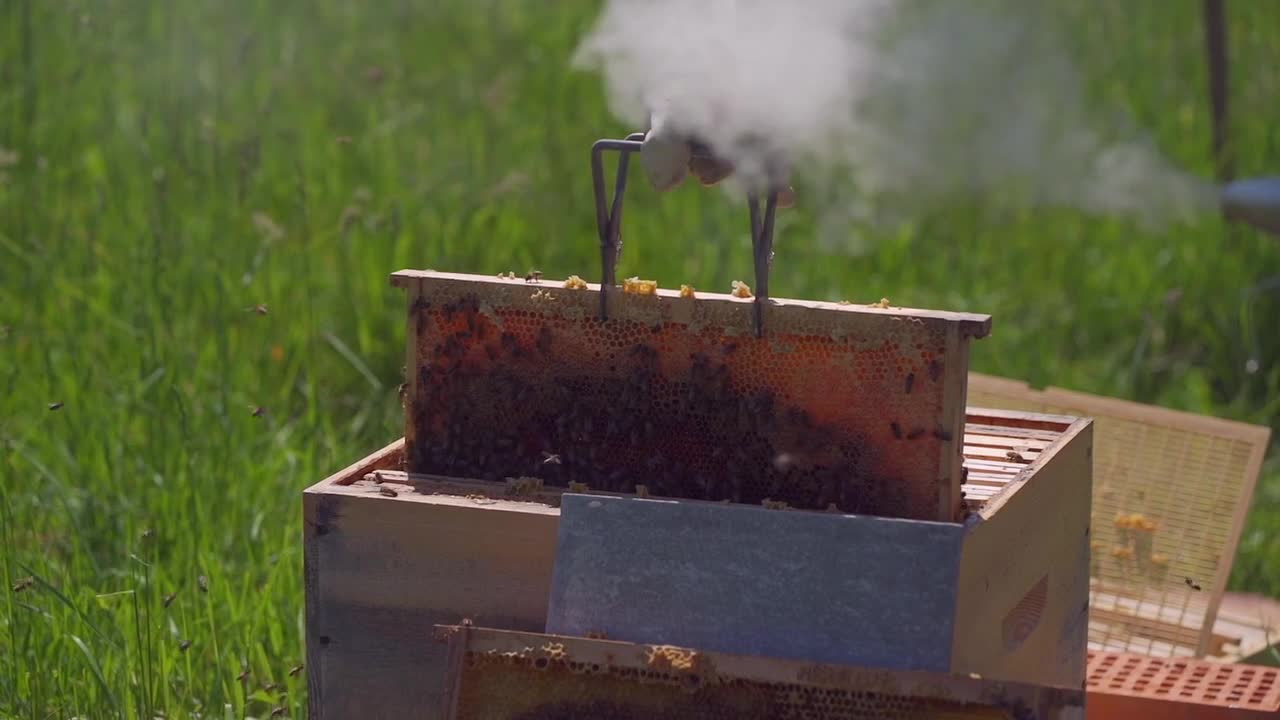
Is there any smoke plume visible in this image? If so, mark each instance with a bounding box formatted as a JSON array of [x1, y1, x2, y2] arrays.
[[572, 0, 1217, 245]]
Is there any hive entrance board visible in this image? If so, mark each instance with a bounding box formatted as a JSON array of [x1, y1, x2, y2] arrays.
[[393, 270, 992, 522], [967, 373, 1273, 660]]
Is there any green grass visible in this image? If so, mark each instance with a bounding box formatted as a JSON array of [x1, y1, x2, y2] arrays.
[[1, 0, 1278, 716]]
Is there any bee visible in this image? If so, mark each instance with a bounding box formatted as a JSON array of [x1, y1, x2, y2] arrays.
[[525, 269, 542, 283], [933, 426, 953, 442], [1185, 577, 1202, 591], [928, 360, 942, 382], [540, 452, 562, 466], [379, 486, 399, 498], [197, 575, 209, 593], [140, 528, 155, 541], [890, 421, 903, 440], [249, 405, 266, 418], [270, 706, 287, 718], [1005, 450, 1024, 462], [163, 591, 178, 608], [237, 668, 251, 683], [12, 576, 34, 593], [904, 373, 915, 395], [178, 639, 192, 652], [245, 304, 268, 315], [505, 476, 543, 496], [288, 664, 304, 677], [48, 402, 63, 411]]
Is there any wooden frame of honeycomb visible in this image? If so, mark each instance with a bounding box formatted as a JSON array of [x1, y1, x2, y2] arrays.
[[433, 624, 1087, 719]]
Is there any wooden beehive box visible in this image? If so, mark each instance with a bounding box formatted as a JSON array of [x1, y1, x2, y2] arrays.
[[301, 271, 1094, 719], [304, 409, 1091, 719], [967, 374, 1273, 660], [433, 625, 1088, 719]]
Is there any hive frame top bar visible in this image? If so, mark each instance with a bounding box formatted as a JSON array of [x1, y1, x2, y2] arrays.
[[390, 269, 993, 340]]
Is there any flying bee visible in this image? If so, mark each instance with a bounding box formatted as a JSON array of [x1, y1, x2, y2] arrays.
[[288, 664, 304, 677], [197, 575, 209, 593], [163, 591, 178, 608], [540, 452, 562, 466], [1185, 577, 1202, 591], [178, 639, 192, 652], [12, 576, 34, 593]]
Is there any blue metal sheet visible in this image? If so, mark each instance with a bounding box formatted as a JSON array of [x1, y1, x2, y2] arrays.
[[546, 494, 966, 671]]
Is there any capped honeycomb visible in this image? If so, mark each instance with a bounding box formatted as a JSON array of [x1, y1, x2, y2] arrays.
[[395, 271, 990, 521], [437, 626, 1084, 720]]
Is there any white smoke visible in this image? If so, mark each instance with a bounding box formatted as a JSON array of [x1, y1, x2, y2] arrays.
[[572, 0, 1217, 244]]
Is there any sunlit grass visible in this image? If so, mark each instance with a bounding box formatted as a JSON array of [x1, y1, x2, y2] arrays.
[[1, 0, 1277, 716]]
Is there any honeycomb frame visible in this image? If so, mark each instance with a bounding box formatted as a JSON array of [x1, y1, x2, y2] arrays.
[[392, 270, 992, 523], [434, 625, 1086, 720]]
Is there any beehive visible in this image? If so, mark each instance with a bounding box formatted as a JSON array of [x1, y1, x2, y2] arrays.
[[433, 625, 1087, 719], [301, 271, 1092, 719], [304, 408, 1091, 718], [967, 374, 1272, 660]]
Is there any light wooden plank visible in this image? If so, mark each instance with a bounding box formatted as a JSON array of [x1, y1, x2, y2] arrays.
[[951, 417, 1093, 689]]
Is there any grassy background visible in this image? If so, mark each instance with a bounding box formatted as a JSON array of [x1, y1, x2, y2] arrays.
[[1, 0, 1278, 716]]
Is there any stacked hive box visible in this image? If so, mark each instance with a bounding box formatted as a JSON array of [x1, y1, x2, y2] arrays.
[[303, 271, 1094, 719]]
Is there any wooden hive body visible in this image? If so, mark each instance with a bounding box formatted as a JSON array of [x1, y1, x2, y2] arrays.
[[304, 410, 1091, 718], [301, 270, 1093, 719]]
